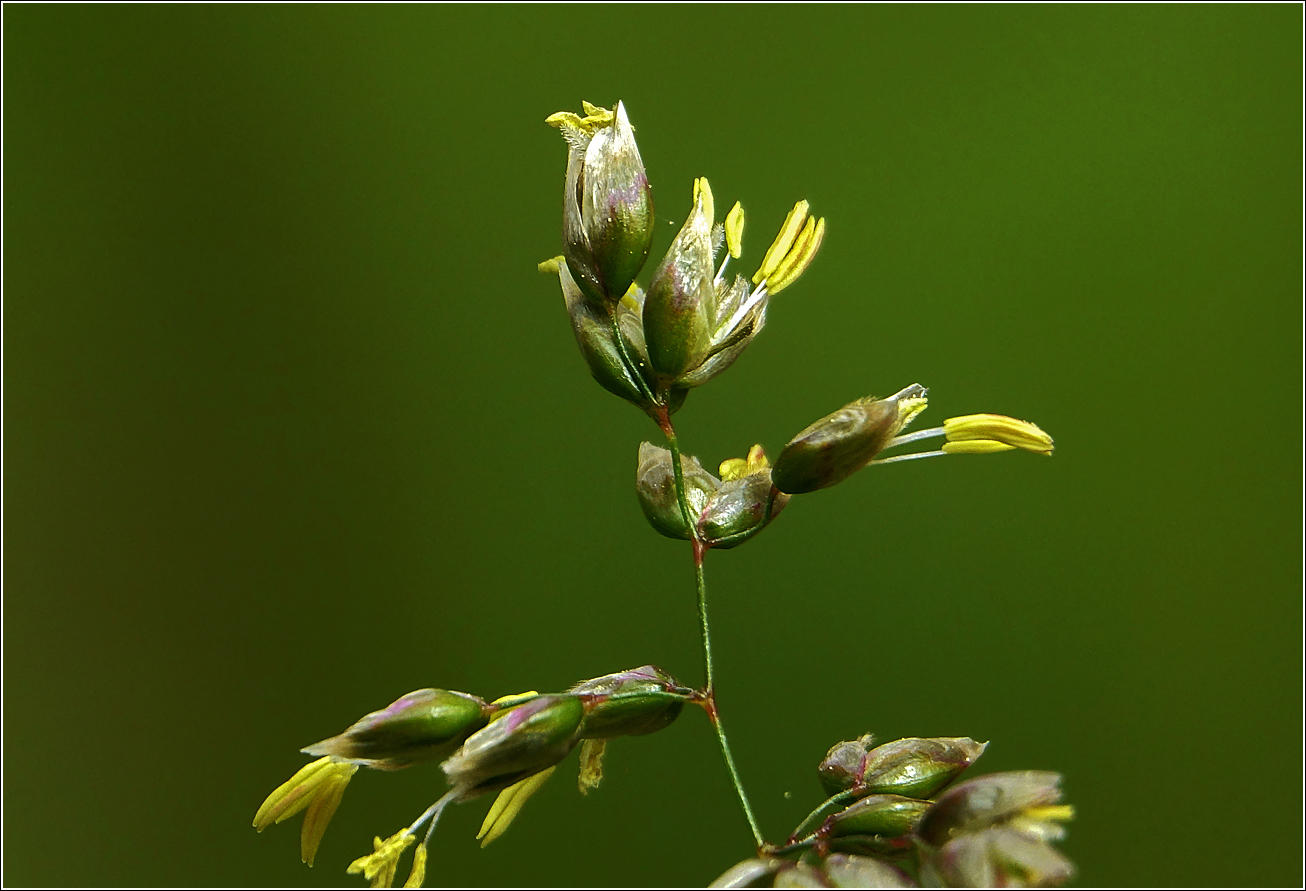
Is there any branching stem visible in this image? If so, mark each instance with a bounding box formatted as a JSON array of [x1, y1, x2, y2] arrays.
[[694, 542, 765, 848], [608, 300, 765, 845], [661, 416, 764, 849]]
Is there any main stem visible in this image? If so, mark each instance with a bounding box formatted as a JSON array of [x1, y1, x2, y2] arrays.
[[693, 541, 764, 848], [663, 418, 764, 848]]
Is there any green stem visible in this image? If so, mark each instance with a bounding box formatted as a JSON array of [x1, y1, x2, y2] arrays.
[[762, 836, 820, 859], [663, 421, 695, 537], [662, 419, 763, 848], [789, 789, 862, 842], [694, 542, 765, 848], [608, 310, 655, 405]]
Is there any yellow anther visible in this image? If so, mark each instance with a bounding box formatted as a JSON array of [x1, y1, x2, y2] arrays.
[[942, 440, 1017, 455], [254, 757, 335, 830], [253, 756, 358, 867], [944, 414, 1054, 455], [477, 766, 557, 847], [403, 844, 427, 889], [544, 111, 580, 128], [490, 691, 539, 706], [577, 739, 606, 795], [719, 444, 771, 481], [753, 200, 810, 285], [488, 691, 539, 720], [724, 202, 745, 259], [537, 256, 563, 274], [765, 216, 826, 294], [718, 458, 747, 480], [1025, 804, 1076, 823], [545, 102, 613, 134], [347, 830, 416, 888], [301, 766, 353, 867], [692, 177, 715, 225]]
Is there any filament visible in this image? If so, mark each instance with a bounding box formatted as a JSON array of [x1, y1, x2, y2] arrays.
[[870, 450, 947, 466], [884, 426, 946, 450]]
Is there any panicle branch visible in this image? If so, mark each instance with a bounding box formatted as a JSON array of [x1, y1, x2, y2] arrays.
[[253, 99, 1070, 888]]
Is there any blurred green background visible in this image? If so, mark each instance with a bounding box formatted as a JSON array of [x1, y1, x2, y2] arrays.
[[5, 5, 1301, 887]]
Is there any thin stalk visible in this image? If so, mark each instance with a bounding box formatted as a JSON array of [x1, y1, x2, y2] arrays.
[[662, 419, 763, 847], [608, 311, 655, 405], [870, 450, 947, 466], [762, 836, 820, 859], [694, 542, 765, 848], [788, 789, 863, 841], [662, 421, 695, 543]]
